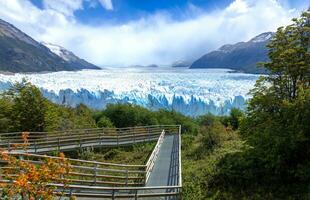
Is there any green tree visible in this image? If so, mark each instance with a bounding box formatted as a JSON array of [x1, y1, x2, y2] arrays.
[[228, 108, 244, 130], [100, 104, 157, 127], [215, 9, 310, 197], [263, 9, 309, 100], [0, 98, 13, 132], [97, 116, 114, 128], [73, 104, 97, 129], [6, 80, 47, 132]]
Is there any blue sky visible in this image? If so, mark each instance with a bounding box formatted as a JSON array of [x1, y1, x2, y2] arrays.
[[27, 0, 307, 24], [29, 0, 234, 24], [0, 0, 308, 66]]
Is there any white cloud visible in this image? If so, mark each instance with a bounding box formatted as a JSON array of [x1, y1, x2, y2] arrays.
[[0, 0, 304, 67], [226, 0, 248, 14], [42, 0, 83, 16], [98, 0, 113, 10]]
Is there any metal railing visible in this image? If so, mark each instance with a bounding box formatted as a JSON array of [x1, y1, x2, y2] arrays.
[[145, 129, 165, 183]]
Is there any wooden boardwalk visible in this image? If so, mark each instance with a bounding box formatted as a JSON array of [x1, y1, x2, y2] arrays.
[[0, 125, 182, 200], [146, 134, 180, 187]]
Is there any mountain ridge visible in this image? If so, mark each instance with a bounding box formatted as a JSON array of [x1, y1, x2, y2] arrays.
[[0, 18, 100, 73], [41, 42, 99, 70], [190, 32, 274, 73]]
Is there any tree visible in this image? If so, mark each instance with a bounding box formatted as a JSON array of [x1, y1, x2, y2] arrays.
[[215, 9, 310, 197], [5, 80, 47, 132], [97, 116, 114, 128], [0, 133, 71, 200], [228, 108, 244, 130], [101, 104, 158, 127], [0, 98, 13, 132], [73, 104, 97, 129], [263, 9, 309, 100]]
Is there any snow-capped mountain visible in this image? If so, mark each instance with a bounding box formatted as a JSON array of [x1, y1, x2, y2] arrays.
[[41, 42, 71, 61], [0, 68, 259, 116], [41, 42, 99, 70], [190, 32, 275, 73], [0, 18, 100, 72], [249, 32, 273, 43]]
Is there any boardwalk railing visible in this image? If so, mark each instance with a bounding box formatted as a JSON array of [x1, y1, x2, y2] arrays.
[[0, 126, 166, 153], [0, 125, 182, 199], [0, 152, 147, 187], [145, 129, 165, 183]]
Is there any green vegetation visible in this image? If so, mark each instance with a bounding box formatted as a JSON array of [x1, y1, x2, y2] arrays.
[[0, 10, 308, 199], [69, 142, 156, 165], [0, 79, 97, 132]]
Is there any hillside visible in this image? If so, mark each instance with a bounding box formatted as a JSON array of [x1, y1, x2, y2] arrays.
[[0, 19, 100, 73], [41, 42, 99, 70], [190, 32, 274, 73]]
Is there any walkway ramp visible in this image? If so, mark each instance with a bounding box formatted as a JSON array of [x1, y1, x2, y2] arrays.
[[146, 134, 179, 187]]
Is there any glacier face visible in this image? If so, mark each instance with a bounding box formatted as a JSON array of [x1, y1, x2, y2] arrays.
[[0, 68, 260, 116]]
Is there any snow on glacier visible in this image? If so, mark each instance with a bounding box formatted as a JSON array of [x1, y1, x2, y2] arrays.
[[0, 68, 260, 116]]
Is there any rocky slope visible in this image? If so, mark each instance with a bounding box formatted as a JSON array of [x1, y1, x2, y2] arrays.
[[190, 32, 274, 73], [0, 19, 100, 73]]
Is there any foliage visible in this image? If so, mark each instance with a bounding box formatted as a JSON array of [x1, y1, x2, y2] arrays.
[[263, 9, 309, 100], [96, 104, 158, 127], [182, 116, 245, 200], [0, 80, 96, 132], [217, 108, 244, 130], [209, 9, 310, 199], [0, 133, 71, 200], [3, 80, 47, 132], [0, 97, 13, 132], [75, 142, 156, 165], [95, 103, 199, 134], [97, 115, 114, 128]]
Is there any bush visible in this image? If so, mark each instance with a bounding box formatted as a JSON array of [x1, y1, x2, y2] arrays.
[[98, 104, 158, 127], [97, 116, 114, 128]]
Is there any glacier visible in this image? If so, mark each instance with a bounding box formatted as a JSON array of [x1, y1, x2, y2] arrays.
[[0, 68, 260, 116]]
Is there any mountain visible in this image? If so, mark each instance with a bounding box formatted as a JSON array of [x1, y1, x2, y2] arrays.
[[190, 32, 274, 73], [0, 19, 100, 73], [41, 42, 99, 70], [171, 60, 192, 68]]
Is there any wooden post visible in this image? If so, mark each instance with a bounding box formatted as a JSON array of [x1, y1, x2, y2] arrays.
[[144, 167, 147, 185], [135, 189, 138, 200], [34, 141, 37, 153], [125, 170, 128, 186], [112, 189, 115, 200], [57, 138, 60, 152], [69, 188, 73, 197], [117, 133, 119, 146], [79, 135, 82, 149], [94, 163, 98, 184], [7, 139, 10, 152]]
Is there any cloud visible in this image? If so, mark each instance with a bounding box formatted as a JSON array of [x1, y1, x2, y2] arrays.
[[0, 0, 305, 67], [98, 0, 113, 10], [42, 0, 84, 16]]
